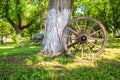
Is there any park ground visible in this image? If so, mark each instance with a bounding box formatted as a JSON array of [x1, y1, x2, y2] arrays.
[[0, 38, 120, 80]]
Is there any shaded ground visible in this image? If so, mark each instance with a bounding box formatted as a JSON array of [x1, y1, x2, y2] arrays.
[[0, 38, 120, 80]]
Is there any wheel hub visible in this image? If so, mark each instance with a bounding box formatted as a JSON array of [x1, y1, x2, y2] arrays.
[[81, 35, 87, 41], [79, 35, 87, 42]]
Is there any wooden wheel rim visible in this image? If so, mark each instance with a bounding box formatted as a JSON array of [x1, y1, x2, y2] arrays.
[[62, 16, 107, 58]]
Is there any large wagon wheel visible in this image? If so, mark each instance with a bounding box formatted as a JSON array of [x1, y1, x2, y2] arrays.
[[62, 16, 107, 58]]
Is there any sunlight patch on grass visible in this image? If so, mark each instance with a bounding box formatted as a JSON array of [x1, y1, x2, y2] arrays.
[[0, 46, 14, 49], [24, 54, 64, 71], [64, 58, 96, 70], [100, 48, 120, 59], [35, 54, 44, 61], [29, 53, 98, 71], [29, 46, 36, 48], [33, 61, 63, 70], [25, 59, 33, 65], [2, 52, 9, 55]]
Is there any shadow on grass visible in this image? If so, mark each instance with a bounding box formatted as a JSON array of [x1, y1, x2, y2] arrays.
[[0, 42, 16, 46], [0, 51, 120, 80], [108, 38, 120, 43], [59, 59, 120, 80], [107, 38, 120, 48]]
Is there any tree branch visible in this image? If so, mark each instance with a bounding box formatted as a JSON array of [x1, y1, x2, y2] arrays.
[[7, 17, 16, 28], [21, 19, 34, 30], [16, 0, 22, 28], [21, 12, 39, 30]]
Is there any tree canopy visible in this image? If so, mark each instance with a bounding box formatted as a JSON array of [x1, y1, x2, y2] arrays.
[[74, 0, 120, 37], [0, 0, 120, 44]]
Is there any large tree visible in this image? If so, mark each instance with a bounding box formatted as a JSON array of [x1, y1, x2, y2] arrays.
[[41, 0, 74, 56]]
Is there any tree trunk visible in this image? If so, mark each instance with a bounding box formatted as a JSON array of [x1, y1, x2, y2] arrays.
[[0, 33, 3, 44], [15, 27, 22, 44], [41, 0, 73, 55]]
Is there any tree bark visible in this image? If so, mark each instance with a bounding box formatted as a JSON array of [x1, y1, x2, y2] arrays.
[[0, 33, 3, 44], [41, 0, 74, 55]]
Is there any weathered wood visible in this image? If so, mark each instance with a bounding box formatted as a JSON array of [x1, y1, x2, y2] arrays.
[[41, 0, 74, 55], [62, 16, 107, 58]]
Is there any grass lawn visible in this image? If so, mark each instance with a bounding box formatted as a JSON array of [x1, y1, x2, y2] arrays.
[[0, 38, 120, 80]]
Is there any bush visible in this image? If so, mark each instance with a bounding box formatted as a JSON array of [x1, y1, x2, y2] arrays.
[[12, 35, 18, 43]]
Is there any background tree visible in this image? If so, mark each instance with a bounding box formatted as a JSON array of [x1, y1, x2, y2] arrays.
[[75, 0, 120, 37], [0, 0, 40, 43], [108, 0, 120, 37]]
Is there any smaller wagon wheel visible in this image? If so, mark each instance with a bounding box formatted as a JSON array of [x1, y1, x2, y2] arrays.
[[62, 16, 107, 58]]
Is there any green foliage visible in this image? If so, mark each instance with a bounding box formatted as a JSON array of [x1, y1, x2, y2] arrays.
[[0, 19, 13, 36], [12, 35, 18, 43], [74, 0, 120, 37]]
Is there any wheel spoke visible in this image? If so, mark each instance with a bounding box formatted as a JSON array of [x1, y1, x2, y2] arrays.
[[75, 42, 81, 51], [88, 37, 104, 41], [67, 40, 79, 48], [81, 43, 84, 57], [88, 23, 96, 34], [88, 40, 101, 49], [85, 43, 92, 57], [75, 22, 80, 33], [84, 20, 87, 33], [89, 29, 102, 36], [64, 34, 76, 39], [68, 27, 78, 35]]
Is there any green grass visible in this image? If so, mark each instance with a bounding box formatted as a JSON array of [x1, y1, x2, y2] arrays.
[[0, 38, 120, 80], [0, 42, 40, 56]]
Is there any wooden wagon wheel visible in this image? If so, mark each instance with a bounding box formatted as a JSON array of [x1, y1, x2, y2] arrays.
[[62, 16, 107, 58]]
